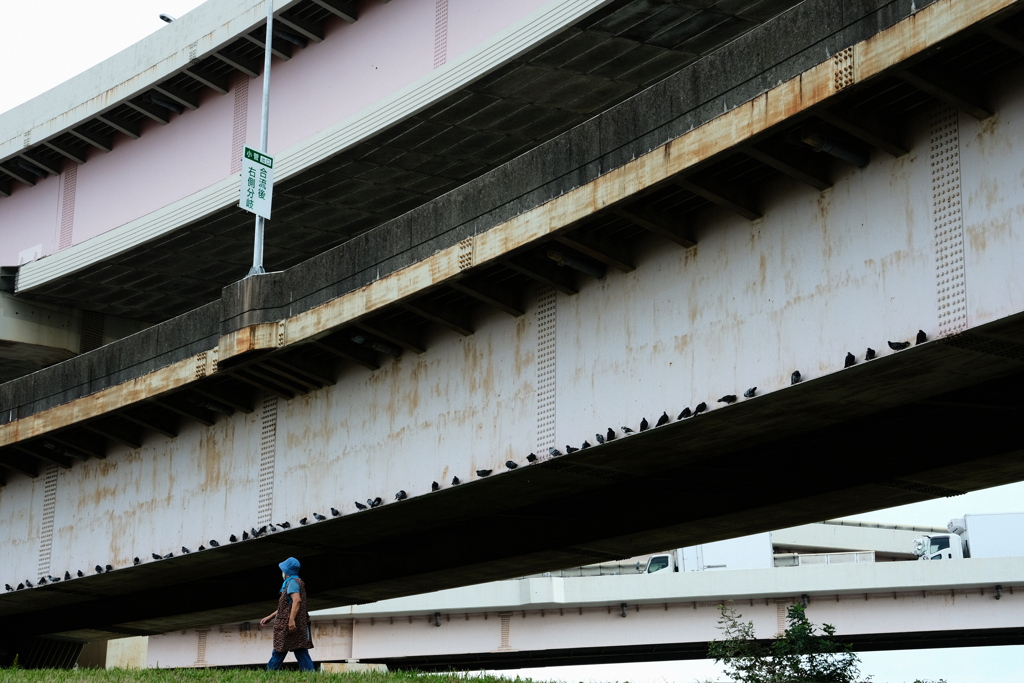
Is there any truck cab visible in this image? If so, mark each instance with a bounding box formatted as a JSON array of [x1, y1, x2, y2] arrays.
[[914, 533, 965, 560], [643, 554, 675, 573]]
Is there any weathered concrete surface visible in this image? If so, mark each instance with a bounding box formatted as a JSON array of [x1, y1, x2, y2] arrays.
[[0, 293, 149, 383], [0, 0, 976, 424], [1, 0, 1024, 646]]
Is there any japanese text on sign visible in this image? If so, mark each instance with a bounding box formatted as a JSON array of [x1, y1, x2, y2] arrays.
[[239, 147, 274, 219]]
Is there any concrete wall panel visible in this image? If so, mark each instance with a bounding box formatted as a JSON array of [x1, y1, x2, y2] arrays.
[[0, 172, 59, 266], [552, 122, 940, 450], [70, 87, 235, 246], [355, 611, 504, 659], [0, 469, 46, 586], [960, 68, 1024, 328]]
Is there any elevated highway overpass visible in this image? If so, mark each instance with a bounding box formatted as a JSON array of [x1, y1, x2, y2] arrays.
[[140, 520, 1024, 669], [3, 0, 1024, 662]]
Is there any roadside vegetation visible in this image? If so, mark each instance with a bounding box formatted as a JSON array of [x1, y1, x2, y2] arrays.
[[707, 603, 863, 683]]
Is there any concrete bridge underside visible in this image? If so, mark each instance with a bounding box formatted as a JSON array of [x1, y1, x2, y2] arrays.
[[3, 0, 1024, 648]]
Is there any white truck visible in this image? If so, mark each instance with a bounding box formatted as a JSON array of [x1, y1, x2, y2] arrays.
[[643, 533, 774, 573], [913, 512, 1024, 561]]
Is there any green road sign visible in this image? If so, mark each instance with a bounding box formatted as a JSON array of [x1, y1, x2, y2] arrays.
[[240, 146, 274, 219]]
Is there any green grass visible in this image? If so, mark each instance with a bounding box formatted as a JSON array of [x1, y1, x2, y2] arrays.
[[0, 670, 550, 683]]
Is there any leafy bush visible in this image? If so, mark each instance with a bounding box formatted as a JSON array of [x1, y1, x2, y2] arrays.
[[707, 603, 865, 683]]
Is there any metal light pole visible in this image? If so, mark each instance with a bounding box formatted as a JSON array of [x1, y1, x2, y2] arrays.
[[248, 0, 274, 277]]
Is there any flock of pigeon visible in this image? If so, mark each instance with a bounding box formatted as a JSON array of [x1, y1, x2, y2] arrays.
[[4, 330, 928, 594]]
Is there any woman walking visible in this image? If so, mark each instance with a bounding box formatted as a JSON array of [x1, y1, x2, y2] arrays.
[[260, 557, 315, 671]]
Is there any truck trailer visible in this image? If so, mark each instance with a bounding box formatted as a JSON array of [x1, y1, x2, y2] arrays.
[[913, 512, 1024, 560]]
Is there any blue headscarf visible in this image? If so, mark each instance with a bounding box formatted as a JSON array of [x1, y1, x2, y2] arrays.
[[279, 557, 301, 594]]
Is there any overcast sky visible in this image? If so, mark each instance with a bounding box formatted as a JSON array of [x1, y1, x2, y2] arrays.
[[0, 0, 207, 115], [3, 2, 1023, 681]]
